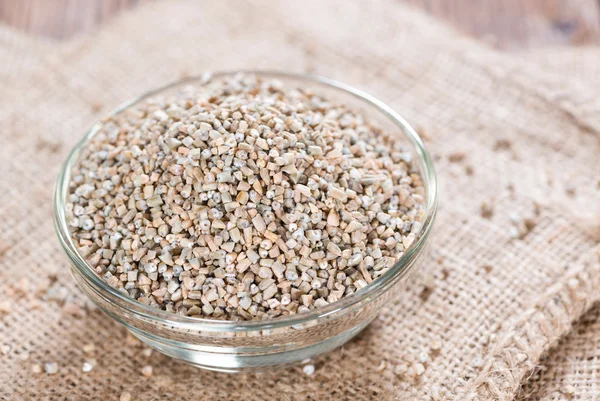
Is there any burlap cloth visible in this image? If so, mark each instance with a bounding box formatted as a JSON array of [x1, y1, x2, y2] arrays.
[[1, 1, 599, 400]]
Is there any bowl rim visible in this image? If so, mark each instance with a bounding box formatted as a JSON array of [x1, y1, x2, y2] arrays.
[[53, 70, 438, 332]]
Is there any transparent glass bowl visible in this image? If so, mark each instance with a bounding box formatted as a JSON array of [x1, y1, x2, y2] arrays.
[[53, 71, 437, 372]]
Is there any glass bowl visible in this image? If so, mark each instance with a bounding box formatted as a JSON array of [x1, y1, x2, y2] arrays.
[[53, 71, 437, 372]]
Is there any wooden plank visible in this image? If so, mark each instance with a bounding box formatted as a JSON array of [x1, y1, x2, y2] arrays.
[[0, 0, 599, 50], [0, 0, 140, 39], [401, 0, 600, 49]]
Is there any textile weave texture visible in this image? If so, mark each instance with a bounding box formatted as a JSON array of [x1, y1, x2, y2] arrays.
[[0, 1, 599, 400]]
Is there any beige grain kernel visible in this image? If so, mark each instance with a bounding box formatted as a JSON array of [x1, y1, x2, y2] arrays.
[[345, 221, 362, 233], [45, 362, 58, 375], [82, 343, 96, 354], [141, 365, 153, 377], [252, 215, 267, 232], [328, 187, 347, 202], [146, 195, 163, 207], [82, 362, 94, 373]]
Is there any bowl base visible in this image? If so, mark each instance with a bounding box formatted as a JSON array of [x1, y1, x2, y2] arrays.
[[130, 317, 375, 373]]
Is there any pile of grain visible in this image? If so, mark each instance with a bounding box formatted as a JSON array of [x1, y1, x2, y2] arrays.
[[66, 74, 425, 320]]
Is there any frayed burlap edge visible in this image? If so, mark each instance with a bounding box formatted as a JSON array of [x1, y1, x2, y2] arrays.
[[454, 252, 600, 400]]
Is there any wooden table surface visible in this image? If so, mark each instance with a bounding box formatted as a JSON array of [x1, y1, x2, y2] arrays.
[[1, 0, 600, 50]]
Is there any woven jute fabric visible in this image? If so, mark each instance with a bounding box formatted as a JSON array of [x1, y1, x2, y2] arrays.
[[1, 1, 599, 400], [513, 50, 600, 401]]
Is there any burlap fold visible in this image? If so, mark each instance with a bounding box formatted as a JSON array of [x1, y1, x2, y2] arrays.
[[0, 1, 599, 400]]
